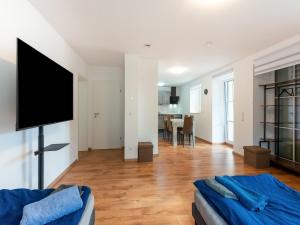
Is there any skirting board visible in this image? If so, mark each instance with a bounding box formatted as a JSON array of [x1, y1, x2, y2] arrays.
[[195, 137, 234, 147], [233, 150, 244, 158], [124, 158, 138, 162], [224, 143, 234, 148], [195, 137, 212, 144], [48, 159, 78, 188], [89, 148, 122, 151]]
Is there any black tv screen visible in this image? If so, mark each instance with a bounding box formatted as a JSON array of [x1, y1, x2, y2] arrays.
[[16, 39, 73, 131]]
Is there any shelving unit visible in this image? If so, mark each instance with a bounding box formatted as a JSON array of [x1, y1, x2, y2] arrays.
[[260, 65, 300, 171]]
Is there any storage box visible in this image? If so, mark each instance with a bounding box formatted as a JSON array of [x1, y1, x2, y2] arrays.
[[138, 142, 153, 162], [243, 146, 271, 169]]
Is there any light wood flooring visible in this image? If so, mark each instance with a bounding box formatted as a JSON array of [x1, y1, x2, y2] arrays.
[[55, 140, 300, 225]]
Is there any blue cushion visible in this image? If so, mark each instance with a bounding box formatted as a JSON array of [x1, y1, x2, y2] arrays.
[[20, 186, 83, 225]]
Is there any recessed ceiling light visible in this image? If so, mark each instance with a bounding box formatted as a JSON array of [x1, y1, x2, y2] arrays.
[[144, 44, 152, 48], [195, 0, 226, 6], [205, 41, 213, 47], [157, 82, 166, 87], [168, 66, 189, 75]]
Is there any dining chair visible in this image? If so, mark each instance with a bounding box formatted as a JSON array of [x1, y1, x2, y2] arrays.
[[177, 115, 187, 142], [178, 116, 194, 148], [163, 118, 169, 140], [166, 116, 173, 143]]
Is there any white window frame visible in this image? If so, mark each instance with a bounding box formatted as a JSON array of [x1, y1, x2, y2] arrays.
[[224, 79, 234, 144], [190, 84, 202, 114]]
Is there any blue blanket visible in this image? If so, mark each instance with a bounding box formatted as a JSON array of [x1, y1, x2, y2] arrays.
[[204, 178, 237, 200], [20, 186, 83, 225], [215, 175, 268, 211], [194, 174, 300, 225], [0, 186, 91, 225]]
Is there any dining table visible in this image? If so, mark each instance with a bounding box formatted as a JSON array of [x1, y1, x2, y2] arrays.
[[170, 118, 195, 148]]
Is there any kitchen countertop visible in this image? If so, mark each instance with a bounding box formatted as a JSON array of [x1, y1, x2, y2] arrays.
[[158, 113, 182, 115]]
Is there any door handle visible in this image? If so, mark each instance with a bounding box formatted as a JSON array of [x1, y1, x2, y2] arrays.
[[94, 113, 100, 118]]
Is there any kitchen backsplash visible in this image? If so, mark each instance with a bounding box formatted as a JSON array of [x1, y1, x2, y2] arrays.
[[158, 104, 182, 114]]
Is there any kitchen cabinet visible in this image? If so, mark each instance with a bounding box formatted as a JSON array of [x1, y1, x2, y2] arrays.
[[158, 90, 170, 105]]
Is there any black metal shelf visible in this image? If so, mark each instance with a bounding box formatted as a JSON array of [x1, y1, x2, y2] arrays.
[[260, 105, 300, 107], [260, 138, 276, 142], [259, 78, 300, 89], [274, 96, 300, 99], [260, 65, 300, 167], [260, 123, 299, 130], [34, 143, 69, 156]]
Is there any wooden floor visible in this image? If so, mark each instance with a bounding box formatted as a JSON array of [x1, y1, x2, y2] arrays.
[[55, 140, 300, 225]]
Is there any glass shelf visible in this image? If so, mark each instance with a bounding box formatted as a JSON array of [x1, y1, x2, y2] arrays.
[[274, 96, 300, 99], [260, 65, 300, 164], [260, 105, 297, 107], [260, 122, 300, 131]]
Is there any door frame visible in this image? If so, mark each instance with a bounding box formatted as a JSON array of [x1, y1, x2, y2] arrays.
[[91, 79, 122, 150], [224, 78, 234, 145]]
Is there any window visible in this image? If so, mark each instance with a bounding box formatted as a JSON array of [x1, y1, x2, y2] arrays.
[[190, 84, 202, 113], [225, 80, 234, 143]]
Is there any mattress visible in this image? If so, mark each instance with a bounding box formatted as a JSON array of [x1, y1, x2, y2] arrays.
[[79, 193, 95, 225], [194, 190, 227, 225]]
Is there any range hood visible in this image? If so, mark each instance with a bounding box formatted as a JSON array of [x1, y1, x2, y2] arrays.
[[170, 87, 179, 104]]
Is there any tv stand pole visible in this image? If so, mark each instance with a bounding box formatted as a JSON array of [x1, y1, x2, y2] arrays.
[[38, 126, 44, 190], [35, 126, 69, 190]]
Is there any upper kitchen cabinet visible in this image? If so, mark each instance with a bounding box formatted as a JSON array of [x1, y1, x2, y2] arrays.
[[158, 87, 171, 105]]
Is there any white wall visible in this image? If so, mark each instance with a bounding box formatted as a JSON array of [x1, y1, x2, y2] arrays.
[[212, 72, 233, 144], [180, 34, 300, 155], [180, 59, 254, 152], [138, 58, 158, 154], [125, 54, 158, 159], [87, 66, 124, 149], [124, 55, 139, 159], [78, 80, 88, 151], [180, 75, 213, 142], [232, 57, 254, 155], [0, 0, 87, 188]]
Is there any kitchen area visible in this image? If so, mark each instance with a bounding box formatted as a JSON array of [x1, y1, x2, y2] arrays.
[[158, 85, 196, 147], [159, 86, 191, 147], [158, 86, 182, 124]]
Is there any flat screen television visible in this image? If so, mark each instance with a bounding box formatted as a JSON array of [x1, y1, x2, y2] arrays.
[[16, 39, 73, 131]]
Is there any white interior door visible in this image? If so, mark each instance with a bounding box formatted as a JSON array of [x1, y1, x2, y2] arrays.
[[92, 80, 121, 149]]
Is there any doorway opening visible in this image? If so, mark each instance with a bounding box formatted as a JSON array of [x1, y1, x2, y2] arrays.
[[91, 80, 122, 150]]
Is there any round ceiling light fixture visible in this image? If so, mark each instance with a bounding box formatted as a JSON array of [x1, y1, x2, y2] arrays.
[[157, 81, 166, 87], [167, 66, 189, 75], [144, 44, 152, 48], [195, 0, 226, 6], [205, 41, 213, 47]]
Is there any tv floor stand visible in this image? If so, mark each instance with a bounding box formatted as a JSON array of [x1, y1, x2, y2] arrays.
[[34, 126, 69, 189]]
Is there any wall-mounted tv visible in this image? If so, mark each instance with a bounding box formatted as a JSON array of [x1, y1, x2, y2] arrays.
[[16, 39, 73, 131]]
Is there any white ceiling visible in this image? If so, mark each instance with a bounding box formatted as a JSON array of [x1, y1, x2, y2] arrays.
[[29, 0, 300, 85]]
